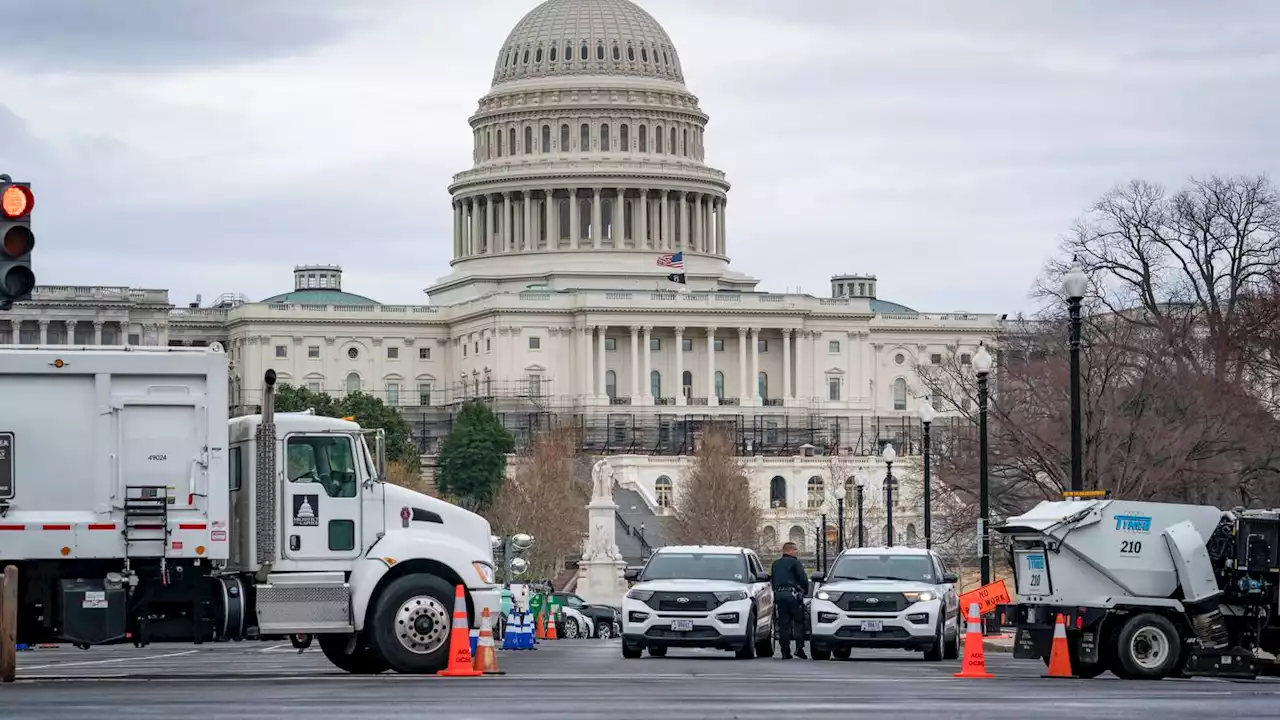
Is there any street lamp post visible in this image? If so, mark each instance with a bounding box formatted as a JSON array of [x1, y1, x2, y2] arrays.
[[856, 475, 865, 548], [882, 443, 897, 547], [1063, 256, 1088, 494], [973, 342, 993, 586], [834, 483, 847, 552], [918, 399, 937, 550], [819, 507, 828, 572]]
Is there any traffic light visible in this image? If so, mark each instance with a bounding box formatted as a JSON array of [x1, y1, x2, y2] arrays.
[[0, 177, 35, 310]]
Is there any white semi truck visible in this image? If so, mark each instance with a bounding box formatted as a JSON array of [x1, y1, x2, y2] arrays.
[[996, 494, 1280, 680], [0, 344, 500, 674]]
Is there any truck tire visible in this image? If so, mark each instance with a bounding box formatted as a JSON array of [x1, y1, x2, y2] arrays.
[[1115, 613, 1181, 680], [368, 573, 458, 674], [318, 634, 390, 674]]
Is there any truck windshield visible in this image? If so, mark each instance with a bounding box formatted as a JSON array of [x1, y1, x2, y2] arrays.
[[830, 554, 936, 583], [640, 553, 748, 582]]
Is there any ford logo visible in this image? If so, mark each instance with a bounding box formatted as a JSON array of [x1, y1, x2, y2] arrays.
[[866, 597, 880, 604], [677, 597, 689, 603]]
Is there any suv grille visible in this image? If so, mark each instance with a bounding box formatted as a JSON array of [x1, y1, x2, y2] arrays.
[[837, 592, 906, 613], [646, 592, 719, 612]]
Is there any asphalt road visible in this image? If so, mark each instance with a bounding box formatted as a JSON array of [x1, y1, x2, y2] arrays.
[[6, 639, 1280, 719]]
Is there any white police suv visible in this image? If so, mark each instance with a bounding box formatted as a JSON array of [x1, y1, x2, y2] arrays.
[[808, 547, 961, 661], [621, 545, 775, 659]]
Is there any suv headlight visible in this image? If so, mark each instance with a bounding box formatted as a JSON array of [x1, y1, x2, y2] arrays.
[[815, 589, 842, 602], [713, 590, 748, 603], [903, 591, 935, 603], [626, 588, 655, 602]]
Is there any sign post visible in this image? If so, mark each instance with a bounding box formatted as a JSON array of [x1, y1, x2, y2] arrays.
[[1, 565, 17, 683]]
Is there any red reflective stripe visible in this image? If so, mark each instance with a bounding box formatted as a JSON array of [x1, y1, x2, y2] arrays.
[[178, 523, 207, 530], [0, 524, 23, 531], [42, 524, 72, 531], [87, 524, 116, 531]]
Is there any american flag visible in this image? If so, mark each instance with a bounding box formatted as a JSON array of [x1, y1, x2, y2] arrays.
[[656, 252, 684, 270]]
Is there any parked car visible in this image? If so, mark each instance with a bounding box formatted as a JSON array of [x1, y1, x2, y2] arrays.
[[552, 592, 621, 639]]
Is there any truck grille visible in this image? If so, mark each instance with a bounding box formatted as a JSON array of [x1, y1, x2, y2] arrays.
[[647, 592, 718, 612], [837, 592, 905, 613]]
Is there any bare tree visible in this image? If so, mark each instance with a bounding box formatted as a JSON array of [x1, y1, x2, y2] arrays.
[[488, 428, 589, 580], [670, 429, 764, 550]]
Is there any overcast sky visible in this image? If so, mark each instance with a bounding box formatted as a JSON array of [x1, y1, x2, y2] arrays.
[[1, 0, 1276, 314]]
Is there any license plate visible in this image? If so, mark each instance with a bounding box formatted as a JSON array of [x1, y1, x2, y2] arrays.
[[860, 620, 883, 632], [671, 620, 693, 632]]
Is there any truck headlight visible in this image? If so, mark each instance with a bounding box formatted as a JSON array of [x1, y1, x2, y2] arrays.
[[713, 590, 748, 603], [815, 589, 842, 602], [903, 591, 934, 603], [472, 561, 495, 584]]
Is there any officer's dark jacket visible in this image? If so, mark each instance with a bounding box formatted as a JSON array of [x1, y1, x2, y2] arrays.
[[770, 554, 808, 592]]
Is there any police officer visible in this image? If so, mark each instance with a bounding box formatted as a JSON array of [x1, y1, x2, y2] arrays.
[[771, 542, 809, 659]]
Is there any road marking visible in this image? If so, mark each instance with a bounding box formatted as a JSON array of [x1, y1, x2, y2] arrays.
[[19, 649, 200, 671]]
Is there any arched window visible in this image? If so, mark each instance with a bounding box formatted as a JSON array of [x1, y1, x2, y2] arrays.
[[624, 199, 633, 240], [600, 123, 610, 152], [560, 123, 569, 151], [638, 125, 647, 152], [601, 198, 613, 239], [907, 523, 919, 544], [580, 43, 588, 60], [758, 372, 768, 400], [558, 198, 570, 239], [579, 198, 592, 238], [522, 49, 530, 64], [628, 46, 636, 62], [550, 46, 557, 62], [612, 45, 620, 61], [682, 128, 688, 156], [714, 371, 724, 399], [681, 370, 693, 398], [655, 476, 673, 508], [535, 47, 543, 63], [345, 372, 360, 394], [769, 476, 787, 508], [605, 370, 617, 399], [566, 44, 573, 62], [580, 123, 590, 151], [496, 131, 503, 157], [524, 126, 533, 154], [541, 124, 550, 152], [762, 526, 778, 552], [807, 476, 825, 508], [788, 525, 806, 552], [620, 123, 630, 150], [669, 127, 676, 154], [641, 47, 649, 63], [650, 370, 661, 399], [656, 126, 664, 154], [893, 377, 908, 410]]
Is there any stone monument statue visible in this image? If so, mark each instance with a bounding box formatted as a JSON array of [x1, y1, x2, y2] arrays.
[[579, 458, 629, 605]]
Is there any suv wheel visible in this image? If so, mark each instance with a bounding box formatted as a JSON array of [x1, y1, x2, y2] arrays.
[[734, 610, 757, 659], [595, 621, 613, 640], [622, 640, 643, 659]]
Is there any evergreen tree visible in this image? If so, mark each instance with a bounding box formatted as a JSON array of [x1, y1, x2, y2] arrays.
[[272, 384, 419, 469], [436, 402, 515, 512]]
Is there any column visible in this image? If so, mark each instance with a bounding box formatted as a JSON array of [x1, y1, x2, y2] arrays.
[[93, 320, 103, 345], [485, 197, 495, 254], [591, 188, 602, 249], [522, 191, 533, 252], [782, 329, 792, 402], [750, 328, 760, 403], [38, 319, 48, 344], [676, 192, 686, 250], [705, 198, 714, 254], [629, 326, 640, 401], [613, 189, 624, 248], [597, 325, 608, 402], [737, 327, 748, 400], [641, 326, 653, 404], [718, 198, 727, 254], [693, 194, 703, 252], [637, 190, 648, 249], [453, 201, 462, 257], [795, 329, 806, 401], [660, 190, 670, 251], [9, 319, 19, 344], [580, 326, 594, 397], [66, 320, 77, 345], [863, 334, 874, 402], [504, 192, 514, 252], [674, 326, 686, 406], [570, 190, 580, 249], [544, 192, 554, 250], [847, 330, 859, 401], [706, 327, 718, 406]]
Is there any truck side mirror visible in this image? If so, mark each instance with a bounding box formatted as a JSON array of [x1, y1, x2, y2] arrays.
[[375, 429, 387, 483]]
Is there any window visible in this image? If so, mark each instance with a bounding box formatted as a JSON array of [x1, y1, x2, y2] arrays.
[[496, 131, 502, 157], [596, 43, 604, 60], [286, 434, 358, 498], [656, 126, 664, 153], [655, 476, 673, 508], [419, 347, 431, 360], [682, 128, 688, 155], [522, 49, 529, 64], [713, 339, 724, 352], [612, 45, 620, 61], [486, 338, 491, 352], [540, 125, 550, 152], [828, 340, 841, 353], [508, 128, 516, 154], [820, 376, 838, 401], [650, 337, 661, 351], [523, 126, 532, 154], [527, 373, 542, 397], [639, 125, 647, 152], [714, 371, 724, 399], [650, 370, 661, 398], [669, 127, 676, 154], [387, 346, 399, 359], [306, 381, 322, 393], [580, 123, 590, 151], [605, 337, 616, 351], [418, 382, 433, 406], [961, 353, 972, 365], [463, 345, 468, 357], [550, 46, 557, 62], [930, 353, 942, 365], [330, 520, 355, 552], [895, 353, 905, 365], [769, 476, 787, 508], [528, 336, 541, 349], [641, 47, 648, 62], [628, 46, 635, 61], [807, 477, 825, 508], [681, 337, 692, 352], [681, 370, 692, 398], [758, 339, 768, 352], [128, 333, 140, 346], [600, 123, 610, 152], [345, 372, 360, 394], [385, 381, 400, 406], [535, 47, 543, 62], [228, 445, 243, 491], [560, 124, 569, 151], [893, 378, 908, 410], [275, 345, 287, 358], [347, 347, 359, 359], [620, 124, 629, 150], [605, 370, 617, 399], [474, 341, 479, 353], [758, 372, 768, 399], [308, 345, 320, 358]]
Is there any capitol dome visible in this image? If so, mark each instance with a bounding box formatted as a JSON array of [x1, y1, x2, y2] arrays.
[[434, 0, 750, 304]]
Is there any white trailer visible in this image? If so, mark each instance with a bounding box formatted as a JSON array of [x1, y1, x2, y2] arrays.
[[0, 345, 500, 674]]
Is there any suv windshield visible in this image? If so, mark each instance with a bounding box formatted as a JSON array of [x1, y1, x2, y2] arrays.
[[830, 554, 937, 583], [640, 553, 748, 582]]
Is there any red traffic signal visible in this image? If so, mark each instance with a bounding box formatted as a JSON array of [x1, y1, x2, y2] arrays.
[[0, 185, 33, 220], [2, 225, 33, 258]]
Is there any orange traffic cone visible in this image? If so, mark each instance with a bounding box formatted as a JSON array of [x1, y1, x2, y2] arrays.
[[545, 607, 559, 640], [1043, 613, 1075, 678], [535, 610, 546, 640], [437, 585, 483, 677], [953, 602, 994, 679], [472, 608, 504, 675]]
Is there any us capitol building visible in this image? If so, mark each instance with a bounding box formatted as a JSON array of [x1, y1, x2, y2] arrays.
[[10, 0, 999, 554]]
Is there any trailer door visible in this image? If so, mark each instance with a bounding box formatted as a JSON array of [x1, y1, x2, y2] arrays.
[[281, 433, 362, 561]]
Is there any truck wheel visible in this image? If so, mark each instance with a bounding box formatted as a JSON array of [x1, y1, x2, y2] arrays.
[[369, 573, 457, 674], [318, 634, 390, 674], [1115, 613, 1181, 680]]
